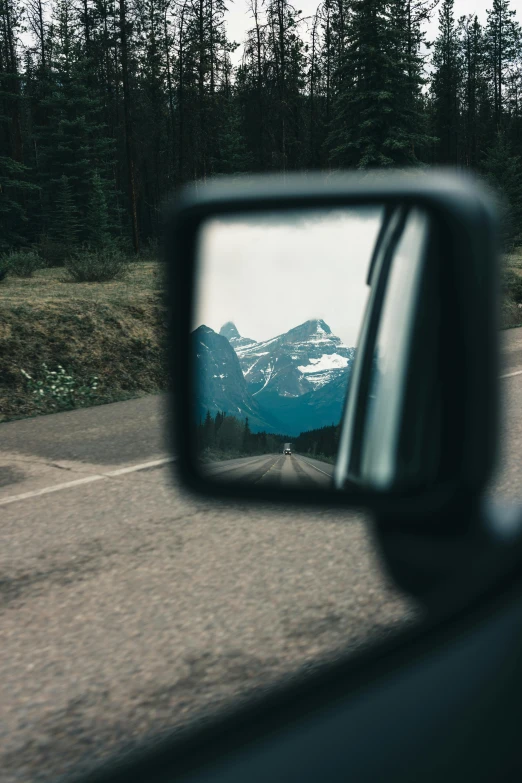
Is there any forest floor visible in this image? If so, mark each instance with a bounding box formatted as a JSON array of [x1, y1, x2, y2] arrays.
[[0, 262, 168, 423]]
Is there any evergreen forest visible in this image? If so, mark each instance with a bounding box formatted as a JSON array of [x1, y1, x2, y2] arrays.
[[1, 0, 522, 259]]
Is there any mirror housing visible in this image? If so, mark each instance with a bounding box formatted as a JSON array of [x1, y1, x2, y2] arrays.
[[165, 170, 500, 522]]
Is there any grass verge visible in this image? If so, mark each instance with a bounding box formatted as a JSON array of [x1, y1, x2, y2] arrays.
[[503, 251, 522, 329], [0, 262, 168, 422], [302, 453, 336, 465]]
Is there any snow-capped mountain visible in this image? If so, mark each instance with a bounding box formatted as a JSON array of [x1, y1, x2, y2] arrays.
[[192, 325, 285, 433], [211, 319, 355, 434], [219, 321, 257, 352], [192, 319, 355, 435], [231, 319, 355, 399]]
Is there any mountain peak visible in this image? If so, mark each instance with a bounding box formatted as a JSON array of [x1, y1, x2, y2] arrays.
[[220, 322, 241, 340], [283, 319, 333, 343], [313, 319, 331, 334]]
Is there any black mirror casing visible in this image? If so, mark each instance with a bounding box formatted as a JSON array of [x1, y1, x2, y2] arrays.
[[165, 171, 500, 529]]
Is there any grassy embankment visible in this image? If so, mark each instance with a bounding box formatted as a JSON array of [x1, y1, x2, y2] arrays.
[[503, 250, 522, 329], [0, 262, 168, 423], [1, 250, 521, 424]]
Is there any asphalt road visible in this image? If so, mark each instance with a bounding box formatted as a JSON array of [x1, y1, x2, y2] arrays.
[[203, 453, 333, 488], [0, 400, 418, 783], [0, 327, 521, 783]]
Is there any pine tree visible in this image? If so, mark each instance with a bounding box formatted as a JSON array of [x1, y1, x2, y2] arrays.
[[0, 156, 39, 253], [386, 0, 434, 163], [458, 15, 490, 169], [242, 416, 251, 454], [484, 0, 521, 130], [0, 0, 24, 162], [119, 0, 140, 252], [328, 0, 429, 169], [34, 0, 118, 244], [86, 170, 112, 249], [211, 92, 252, 174], [215, 411, 224, 433], [202, 409, 214, 448], [236, 0, 269, 170], [54, 174, 80, 248], [482, 131, 522, 250], [264, 0, 307, 170], [430, 0, 461, 165]]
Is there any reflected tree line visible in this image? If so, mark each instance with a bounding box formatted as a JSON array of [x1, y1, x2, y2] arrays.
[[197, 410, 342, 462], [293, 423, 341, 462], [197, 411, 291, 460]]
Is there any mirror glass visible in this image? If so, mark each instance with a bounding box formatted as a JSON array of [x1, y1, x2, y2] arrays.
[[191, 204, 431, 492]]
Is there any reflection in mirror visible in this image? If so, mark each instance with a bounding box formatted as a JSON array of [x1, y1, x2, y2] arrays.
[[191, 204, 432, 494], [192, 206, 384, 490]]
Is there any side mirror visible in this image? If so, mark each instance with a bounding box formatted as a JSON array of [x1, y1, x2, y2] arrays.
[[165, 171, 500, 520]]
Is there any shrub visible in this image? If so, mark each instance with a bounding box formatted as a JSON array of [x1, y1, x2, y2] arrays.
[[20, 363, 100, 411], [65, 247, 129, 282], [140, 236, 159, 262], [502, 268, 522, 304], [39, 236, 74, 267], [501, 297, 522, 329], [6, 249, 43, 278]]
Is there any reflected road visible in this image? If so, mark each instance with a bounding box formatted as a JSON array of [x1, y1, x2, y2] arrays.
[[203, 453, 334, 487]]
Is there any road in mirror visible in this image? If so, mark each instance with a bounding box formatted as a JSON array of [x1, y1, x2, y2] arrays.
[[192, 206, 384, 490]]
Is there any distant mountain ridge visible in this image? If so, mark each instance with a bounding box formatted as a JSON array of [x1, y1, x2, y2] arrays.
[[219, 321, 257, 351], [232, 319, 354, 399], [192, 325, 285, 433], [194, 319, 355, 436]]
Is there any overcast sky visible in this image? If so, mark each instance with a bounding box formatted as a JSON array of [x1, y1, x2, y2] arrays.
[[194, 207, 383, 346], [227, 0, 491, 66], [19, 1, 492, 62]]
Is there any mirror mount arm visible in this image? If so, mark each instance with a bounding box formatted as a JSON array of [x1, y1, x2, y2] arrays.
[[371, 496, 522, 608]]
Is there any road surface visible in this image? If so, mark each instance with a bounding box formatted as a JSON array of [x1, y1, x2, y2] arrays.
[[0, 327, 521, 782], [203, 453, 334, 488], [0, 403, 417, 783]]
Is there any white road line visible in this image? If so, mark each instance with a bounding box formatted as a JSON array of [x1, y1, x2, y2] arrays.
[[500, 369, 522, 379], [0, 457, 176, 507], [3, 365, 522, 506], [296, 455, 333, 478]]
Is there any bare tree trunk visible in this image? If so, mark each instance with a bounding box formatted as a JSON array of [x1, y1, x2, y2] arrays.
[[310, 12, 318, 166], [198, 0, 207, 177], [27, 0, 47, 68], [164, 3, 176, 183], [82, 0, 91, 49], [325, 1, 331, 126], [3, 0, 23, 162], [178, 2, 187, 182], [251, 0, 265, 168], [119, 0, 140, 254]]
